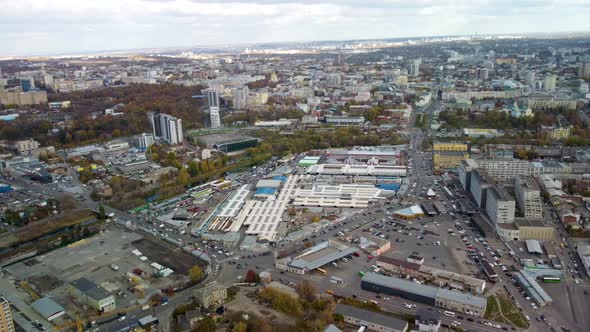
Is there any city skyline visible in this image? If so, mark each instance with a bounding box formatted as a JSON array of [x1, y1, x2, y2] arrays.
[[2, 0, 590, 57]]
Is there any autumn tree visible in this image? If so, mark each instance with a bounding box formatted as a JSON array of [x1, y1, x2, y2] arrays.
[[245, 269, 259, 283], [296, 280, 317, 303], [189, 265, 203, 282]]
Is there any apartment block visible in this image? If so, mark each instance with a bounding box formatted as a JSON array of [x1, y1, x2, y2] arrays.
[[514, 175, 543, 219], [0, 297, 15, 332]]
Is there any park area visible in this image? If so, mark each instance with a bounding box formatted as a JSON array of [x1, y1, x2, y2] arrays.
[[484, 293, 529, 329]]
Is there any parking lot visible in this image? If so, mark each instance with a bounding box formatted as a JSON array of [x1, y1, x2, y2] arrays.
[[5, 227, 192, 318]]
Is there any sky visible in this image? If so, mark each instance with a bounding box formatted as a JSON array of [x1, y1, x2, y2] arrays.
[[1, 0, 590, 56]]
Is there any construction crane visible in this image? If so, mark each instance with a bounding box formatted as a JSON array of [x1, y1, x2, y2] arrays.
[[19, 281, 40, 300]]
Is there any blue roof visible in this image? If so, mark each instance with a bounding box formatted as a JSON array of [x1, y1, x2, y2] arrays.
[[272, 176, 288, 182], [255, 187, 276, 195], [376, 183, 400, 191]]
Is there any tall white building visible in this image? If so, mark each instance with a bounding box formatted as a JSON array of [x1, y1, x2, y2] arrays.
[[207, 89, 220, 108], [135, 133, 155, 150], [409, 59, 420, 77], [543, 74, 557, 91], [151, 113, 183, 145], [232, 86, 249, 110], [210, 106, 221, 129], [514, 175, 543, 219], [485, 187, 515, 226]]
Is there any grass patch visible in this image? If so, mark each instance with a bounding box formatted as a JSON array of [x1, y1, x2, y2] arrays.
[[497, 295, 529, 329]]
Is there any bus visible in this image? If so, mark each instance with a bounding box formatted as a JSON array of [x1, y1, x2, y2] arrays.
[[444, 186, 453, 198], [315, 268, 327, 275], [542, 277, 561, 283]]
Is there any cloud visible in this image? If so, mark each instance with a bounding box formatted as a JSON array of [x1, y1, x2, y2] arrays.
[[0, 0, 588, 56]]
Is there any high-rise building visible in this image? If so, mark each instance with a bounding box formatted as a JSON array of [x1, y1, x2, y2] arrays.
[[409, 59, 420, 77], [578, 62, 590, 78], [0, 297, 15, 332], [21, 78, 34, 92], [543, 74, 557, 91], [485, 187, 516, 226], [151, 113, 183, 145], [135, 133, 155, 150], [514, 175, 543, 219], [210, 106, 221, 129], [525, 71, 536, 87], [207, 89, 220, 108], [478, 68, 489, 81], [232, 86, 249, 110]]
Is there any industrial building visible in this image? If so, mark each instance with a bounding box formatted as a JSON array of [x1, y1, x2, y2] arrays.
[[326, 145, 404, 165], [515, 271, 552, 306], [31, 297, 66, 321], [334, 303, 409, 332], [376, 256, 486, 294], [70, 278, 116, 312], [196, 133, 259, 153], [432, 142, 470, 173], [306, 164, 407, 177], [276, 240, 359, 274], [292, 183, 389, 209], [361, 273, 487, 317]]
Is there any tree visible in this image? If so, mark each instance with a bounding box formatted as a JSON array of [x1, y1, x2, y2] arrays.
[[191, 316, 215, 332], [188, 265, 203, 282], [177, 168, 190, 186], [245, 269, 259, 283], [232, 321, 247, 332], [296, 280, 317, 303], [187, 160, 200, 177], [98, 203, 106, 220]]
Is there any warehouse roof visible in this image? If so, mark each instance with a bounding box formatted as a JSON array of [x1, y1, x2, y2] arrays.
[[31, 297, 65, 321], [525, 239, 543, 254], [362, 272, 486, 308], [71, 278, 112, 301], [334, 303, 408, 330]]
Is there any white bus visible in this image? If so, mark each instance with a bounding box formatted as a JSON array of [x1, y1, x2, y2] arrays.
[[444, 311, 456, 317]]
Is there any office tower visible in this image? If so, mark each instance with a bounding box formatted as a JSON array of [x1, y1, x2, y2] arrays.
[[334, 49, 343, 66], [543, 74, 557, 91], [232, 86, 249, 110], [207, 89, 220, 108], [151, 113, 184, 145], [478, 68, 489, 81], [21, 78, 34, 92], [409, 59, 420, 77], [525, 71, 535, 87], [578, 62, 590, 78], [210, 107, 221, 129], [0, 297, 15, 332]]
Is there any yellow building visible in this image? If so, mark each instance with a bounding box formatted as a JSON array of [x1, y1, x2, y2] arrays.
[[0, 297, 15, 332], [433, 142, 470, 173]]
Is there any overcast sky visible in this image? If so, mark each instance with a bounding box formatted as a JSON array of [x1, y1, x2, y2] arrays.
[[1, 0, 589, 56]]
